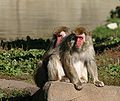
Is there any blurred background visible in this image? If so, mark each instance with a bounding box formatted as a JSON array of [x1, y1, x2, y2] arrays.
[[0, 0, 119, 40]]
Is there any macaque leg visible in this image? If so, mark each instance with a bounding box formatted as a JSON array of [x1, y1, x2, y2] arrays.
[[65, 65, 83, 90], [60, 76, 70, 83], [74, 61, 88, 83], [87, 60, 104, 87], [34, 60, 48, 88], [47, 56, 59, 81], [47, 54, 65, 81], [80, 67, 88, 83], [62, 55, 83, 90]]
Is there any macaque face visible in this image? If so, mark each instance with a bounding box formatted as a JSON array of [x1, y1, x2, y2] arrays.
[[75, 33, 85, 48], [55, 31, 66, 47]]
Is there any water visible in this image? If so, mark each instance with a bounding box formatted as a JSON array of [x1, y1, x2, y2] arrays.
[[0, 0, 119, 40]]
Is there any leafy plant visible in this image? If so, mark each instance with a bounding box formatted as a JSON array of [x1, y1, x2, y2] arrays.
[[0, 49, 45, 77], [0, 89, 30, 101], [96, 48, 120, 86], [92, 18, 120, 52]]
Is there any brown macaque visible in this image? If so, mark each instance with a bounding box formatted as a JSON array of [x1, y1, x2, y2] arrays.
[[59, 27, 104, 90], [44, 26, 70, 58], [34, 26, 71, 88], [46, 34, 75, 83]]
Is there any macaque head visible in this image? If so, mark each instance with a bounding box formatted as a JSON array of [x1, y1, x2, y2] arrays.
[[66, 33, 76, 49], [75, 33, 85, 48], [53, 26, 70, 47], [72, 27, 88, 48], [59, 33, 76, 51]]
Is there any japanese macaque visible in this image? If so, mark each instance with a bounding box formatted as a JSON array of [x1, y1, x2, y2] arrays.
[[34, 26, 104, 91], [34, 26, 71, 88], [46, 34, 75, 82], [44, 26, 70, 58], [59, 27, 104, 90]]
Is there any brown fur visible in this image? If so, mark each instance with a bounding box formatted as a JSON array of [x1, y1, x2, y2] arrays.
[[34, 26, 71, 88]]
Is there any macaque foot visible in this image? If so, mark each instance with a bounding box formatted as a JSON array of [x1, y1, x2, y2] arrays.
[[60, 76, 70, 83], [80, 77, 87, 83], [94, 81, 104, 87], [74, 82, 83, 90]]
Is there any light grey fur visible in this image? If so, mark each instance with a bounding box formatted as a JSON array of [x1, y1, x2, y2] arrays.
[[59, 33, 104, 90]]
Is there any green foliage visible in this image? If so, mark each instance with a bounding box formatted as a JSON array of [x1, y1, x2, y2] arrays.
[[94, 18, 120, 85], [106, 64, 120, 78], [93, 18, 120, 51], [107, 18, 120, 24], [0, 49, 45, 76], [110, 6, 120, 18], [0, 89, 30, 100], [97, 50, 120, 86], [98, 64, 120, 86], [0, 89, 5, 100]]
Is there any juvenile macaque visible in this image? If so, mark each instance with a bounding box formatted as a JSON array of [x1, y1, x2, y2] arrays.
[[34, 26, 71, 88], [59, 27, 104, 90]]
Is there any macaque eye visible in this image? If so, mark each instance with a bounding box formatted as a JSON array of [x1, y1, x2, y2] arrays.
[[57, 35, 62, 37], [78, 37, 83, 40], [76, 36, 83, 40]]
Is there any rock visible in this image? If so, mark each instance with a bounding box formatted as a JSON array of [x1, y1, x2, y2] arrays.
[[42, 81, 120, 101], [107, 23, 118, 30], [0, 79, 39, 95], [1, 79, 120, 101]]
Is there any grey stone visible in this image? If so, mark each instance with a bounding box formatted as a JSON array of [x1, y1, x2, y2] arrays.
[[43, 81, 120, 101]]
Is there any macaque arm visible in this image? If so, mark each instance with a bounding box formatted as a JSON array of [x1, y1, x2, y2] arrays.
[[87, 59, 104, 87], [87, 59, 99, 82], [47, 55, 59, 81]]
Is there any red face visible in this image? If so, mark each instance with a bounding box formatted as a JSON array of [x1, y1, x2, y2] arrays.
[[55, 31, 66, 47], [75, 33, 85, 48]]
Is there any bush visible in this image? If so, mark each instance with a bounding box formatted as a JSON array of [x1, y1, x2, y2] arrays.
[[92, 18, 120, 52], [0, 49, 45, 77], [110, 6, 120, 18]]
